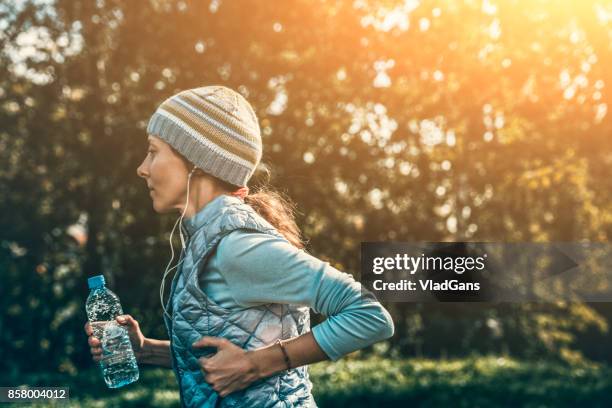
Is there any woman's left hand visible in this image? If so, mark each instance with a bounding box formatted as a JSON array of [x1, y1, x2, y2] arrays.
[[192, 336, 260, 397]]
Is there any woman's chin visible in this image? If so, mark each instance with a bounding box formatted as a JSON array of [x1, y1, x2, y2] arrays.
[[152, 201, 175, 214], [150, 195, 178, 214], [151, 199, 165, 213]]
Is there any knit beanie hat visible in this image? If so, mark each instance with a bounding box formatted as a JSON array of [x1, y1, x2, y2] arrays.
[[146, 85, 262, 187]]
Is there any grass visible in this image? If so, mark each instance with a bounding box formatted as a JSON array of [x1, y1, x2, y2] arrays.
[[6, 356, 612, 407]]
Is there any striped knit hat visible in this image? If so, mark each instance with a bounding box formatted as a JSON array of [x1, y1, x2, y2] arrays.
[[146, 85, 262, 187]]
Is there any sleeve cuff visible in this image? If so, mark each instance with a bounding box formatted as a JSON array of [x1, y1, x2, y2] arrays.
[[311, 324, 342, 362]]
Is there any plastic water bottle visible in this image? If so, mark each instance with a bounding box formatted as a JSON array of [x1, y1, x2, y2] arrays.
[[85, 275, 139, 388]]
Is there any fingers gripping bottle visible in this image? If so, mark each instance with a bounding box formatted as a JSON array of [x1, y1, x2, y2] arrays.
[[85, 275, 139, 388]]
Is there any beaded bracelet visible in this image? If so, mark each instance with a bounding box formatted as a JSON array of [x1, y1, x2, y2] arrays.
[[275, 339, 292, 370]]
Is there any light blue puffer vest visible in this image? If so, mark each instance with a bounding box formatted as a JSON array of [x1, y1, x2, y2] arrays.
[[163, 195, 316, 407]]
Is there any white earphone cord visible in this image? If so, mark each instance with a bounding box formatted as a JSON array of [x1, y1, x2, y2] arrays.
[[160, 167, 196, 319]]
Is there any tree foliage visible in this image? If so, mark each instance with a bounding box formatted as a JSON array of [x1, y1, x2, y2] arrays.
[[0, 0, 610, 376]]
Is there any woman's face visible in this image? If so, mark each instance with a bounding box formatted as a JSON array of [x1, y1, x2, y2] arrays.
[[136, 135, 191, 213]]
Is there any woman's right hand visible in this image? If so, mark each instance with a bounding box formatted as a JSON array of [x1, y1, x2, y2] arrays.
[[84, 314, 147, 362]]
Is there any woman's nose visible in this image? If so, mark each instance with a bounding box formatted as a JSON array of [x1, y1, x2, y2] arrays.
[[136, 162, 147, 178]]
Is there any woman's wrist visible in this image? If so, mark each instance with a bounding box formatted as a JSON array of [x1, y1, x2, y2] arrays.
[[142, 338, 173, 368], [135, 338, 152, 363], [246, 343, 290, 380]]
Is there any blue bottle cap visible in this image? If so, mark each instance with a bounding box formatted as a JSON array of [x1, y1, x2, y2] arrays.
[[88, 275, 105, 289]]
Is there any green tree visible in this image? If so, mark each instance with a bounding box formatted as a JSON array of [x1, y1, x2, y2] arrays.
[[1, 0, 610, 377]]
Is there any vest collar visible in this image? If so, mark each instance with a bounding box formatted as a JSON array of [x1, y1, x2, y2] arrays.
[[181, 194, 243, 238]]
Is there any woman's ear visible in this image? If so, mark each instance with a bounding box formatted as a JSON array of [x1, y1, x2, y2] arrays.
[[190, 167, 209, 178]]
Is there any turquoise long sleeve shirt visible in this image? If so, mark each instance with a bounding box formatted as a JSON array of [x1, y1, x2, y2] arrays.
[[198, 228, 395, 361]]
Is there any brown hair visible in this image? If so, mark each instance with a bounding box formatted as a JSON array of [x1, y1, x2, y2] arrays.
[[213, 165, 306, 250]]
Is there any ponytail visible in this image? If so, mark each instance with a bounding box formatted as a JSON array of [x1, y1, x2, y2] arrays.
[[243, 187, 305, 249], [214, 163, 306, 250]]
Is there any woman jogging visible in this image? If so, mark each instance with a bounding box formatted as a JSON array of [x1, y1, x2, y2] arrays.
[[84, 85, 395, 407]]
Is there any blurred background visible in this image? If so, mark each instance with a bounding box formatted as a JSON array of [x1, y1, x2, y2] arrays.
[[1, 0, 611, 406]]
